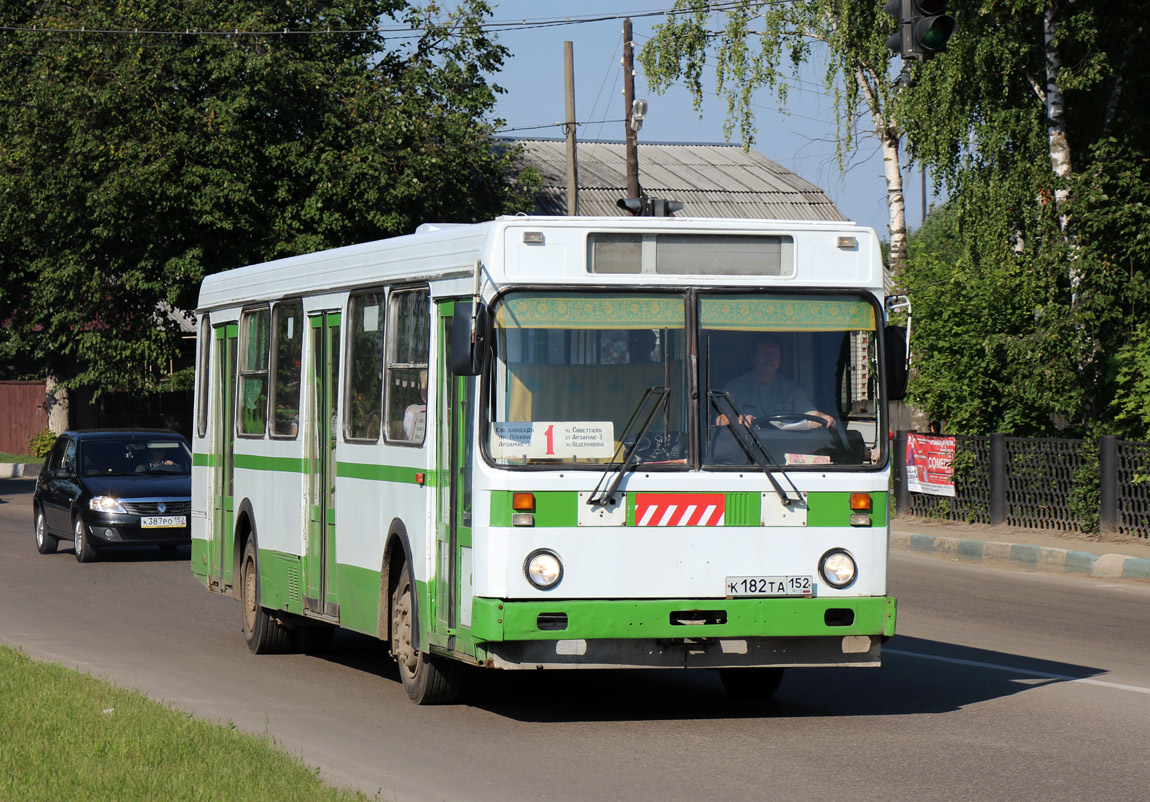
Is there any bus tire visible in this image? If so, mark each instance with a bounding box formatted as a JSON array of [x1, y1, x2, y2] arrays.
[[390, 562, 461, 704], [717, 667, 785, 700], [35, 509, 58, 555], [241, 539, 290, 654], [74, 516, 98, 563]]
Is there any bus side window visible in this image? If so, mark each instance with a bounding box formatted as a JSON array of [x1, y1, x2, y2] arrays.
[[238, 306, 270, 437], [385, 288, 430, 443], [346, 291, 385, 441], [270, 301, 303, 438]]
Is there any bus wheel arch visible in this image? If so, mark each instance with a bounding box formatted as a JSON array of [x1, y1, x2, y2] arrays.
[[237, 511, 290, 654], [380, 520, 461, 704], [378, 519, 415, 648], [232, 500, 258, 601]]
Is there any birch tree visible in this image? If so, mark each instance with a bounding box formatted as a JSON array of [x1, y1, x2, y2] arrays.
[[639, 1, 912, 271]]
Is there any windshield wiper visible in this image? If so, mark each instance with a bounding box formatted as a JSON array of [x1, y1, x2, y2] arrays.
[[587, 385, 669, 506], [708, 390, 803, 507]]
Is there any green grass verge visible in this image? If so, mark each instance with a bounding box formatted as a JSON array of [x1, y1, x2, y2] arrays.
[[0, 646, 382, 801], [0, 451, 36, 463]]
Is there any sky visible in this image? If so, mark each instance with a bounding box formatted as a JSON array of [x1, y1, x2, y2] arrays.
[[484, 1, 933, 237]]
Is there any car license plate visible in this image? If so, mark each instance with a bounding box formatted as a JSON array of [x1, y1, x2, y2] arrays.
[[141, 516, 186, 528], [725, 575, 813, 597]]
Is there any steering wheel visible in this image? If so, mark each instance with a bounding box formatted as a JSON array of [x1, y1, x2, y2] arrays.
[[753, 413, 830, 429]]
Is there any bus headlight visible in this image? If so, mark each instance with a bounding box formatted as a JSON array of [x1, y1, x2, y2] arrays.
[[525, 549, 563, 590], [89, 496, 126, 514], [819, 549, 857, 589]]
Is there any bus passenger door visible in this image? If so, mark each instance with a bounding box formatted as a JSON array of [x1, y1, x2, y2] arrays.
[[433, 305, 475, 642], [210, 323, 237, 591], [305, 312, 341, 618]]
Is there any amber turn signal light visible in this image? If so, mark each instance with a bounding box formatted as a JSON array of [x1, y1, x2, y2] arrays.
[[512, 492, 536, 511], [849, 493, 872, 512]]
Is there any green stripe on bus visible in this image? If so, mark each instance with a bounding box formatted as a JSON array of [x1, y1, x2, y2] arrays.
[[193, 452, 214, 468], [471, 595, 895, 641], [337, 461, 424, 484], [489, 490, 887, 527], [234, 453, 307, 473]]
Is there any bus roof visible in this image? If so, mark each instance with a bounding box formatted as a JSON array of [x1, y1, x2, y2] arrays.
[[196, 216, 882, 311]]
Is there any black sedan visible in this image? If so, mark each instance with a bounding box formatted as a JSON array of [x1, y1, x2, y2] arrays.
[[33, 430, 192, 562]]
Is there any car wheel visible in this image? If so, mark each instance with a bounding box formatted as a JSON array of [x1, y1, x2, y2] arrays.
[[241, 539, 290, 654], [73, 517, 98, 563], [35, 509, 58, 555], [390, 561, 461, 704], [717, 667, 785, 700]]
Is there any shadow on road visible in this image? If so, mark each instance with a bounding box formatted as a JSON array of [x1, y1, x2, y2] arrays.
[[309, 631, 1107, 721], [0, 477, 37, 502]]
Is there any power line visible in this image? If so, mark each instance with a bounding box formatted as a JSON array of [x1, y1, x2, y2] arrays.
[[0, 2, 794, 40]]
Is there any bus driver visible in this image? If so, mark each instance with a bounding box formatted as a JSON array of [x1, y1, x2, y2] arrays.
[[715, 335, 836, 429]]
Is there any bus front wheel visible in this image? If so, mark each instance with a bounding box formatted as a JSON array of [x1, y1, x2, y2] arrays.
[[717, 667, 785, 700], [390, 562, 461, 704], [241, 539, 290, 654]]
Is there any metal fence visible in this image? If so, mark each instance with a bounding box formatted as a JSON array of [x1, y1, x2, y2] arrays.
[[895, 432, 1150, 539]]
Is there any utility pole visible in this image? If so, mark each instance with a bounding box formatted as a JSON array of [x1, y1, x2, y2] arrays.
[[564, 41, 579, 216], [622, 17, 640, 199]]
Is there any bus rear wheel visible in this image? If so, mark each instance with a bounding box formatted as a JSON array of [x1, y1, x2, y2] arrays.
[[241, 539, 290, 654], [390, 562, 461, 704], [717, 667, 785, 700]]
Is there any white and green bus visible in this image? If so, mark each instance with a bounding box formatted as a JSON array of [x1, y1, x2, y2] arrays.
[[191, 215, 907, 704]]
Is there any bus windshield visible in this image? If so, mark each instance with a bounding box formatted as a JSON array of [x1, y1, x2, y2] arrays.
[[489, 292, 688, 467], [487, 290, 884, 469], [700, 293, 881, 469]]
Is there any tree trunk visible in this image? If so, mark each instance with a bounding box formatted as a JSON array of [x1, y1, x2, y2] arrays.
[[45, 366, 71, 435], [1044, 5, 1072, 222], [855, 64, 906, 290]]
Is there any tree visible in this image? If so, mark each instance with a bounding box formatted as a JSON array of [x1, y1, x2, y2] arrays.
[[639, 1, 913, 271], [0, 0, 531, 425], [898, 1, 1150, 436]]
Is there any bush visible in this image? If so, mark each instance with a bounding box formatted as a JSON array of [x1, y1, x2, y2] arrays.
[[27, 429, 56, 459]]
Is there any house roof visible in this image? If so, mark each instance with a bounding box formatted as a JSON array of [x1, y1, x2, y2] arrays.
[[508, 138, 847, 221]]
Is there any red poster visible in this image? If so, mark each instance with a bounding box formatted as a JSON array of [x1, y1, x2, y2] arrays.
[[906, 433, 956, 497]]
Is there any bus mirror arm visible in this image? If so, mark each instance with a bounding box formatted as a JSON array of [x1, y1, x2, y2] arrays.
[[451, 301, 489, 376]]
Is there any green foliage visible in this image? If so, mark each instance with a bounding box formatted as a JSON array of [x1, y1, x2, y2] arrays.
[[0, 1, 531, 400], [897, 3, 1150, 439], [639, 1, 896, 159], [0, 646, 377, 800], [28, 429, 57, 458], [1068, 439, 1101, 534]]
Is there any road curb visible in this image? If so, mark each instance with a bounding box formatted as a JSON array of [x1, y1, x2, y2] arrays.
[[890, 531, 1150, 583], [0, 463, 39, 479]]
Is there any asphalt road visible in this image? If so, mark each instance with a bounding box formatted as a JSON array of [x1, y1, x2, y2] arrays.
[[2, 476, 1149, 802]]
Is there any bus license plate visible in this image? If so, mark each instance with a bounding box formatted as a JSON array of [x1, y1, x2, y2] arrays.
[[725, 575, 813, 597], [141, 516, 186, 528]]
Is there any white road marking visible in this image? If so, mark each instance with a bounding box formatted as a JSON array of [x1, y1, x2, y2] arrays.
[[885, 648, 1150, 695]]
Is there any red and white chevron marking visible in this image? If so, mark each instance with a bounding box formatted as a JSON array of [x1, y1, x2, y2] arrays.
[[635, 493, 725, 527]]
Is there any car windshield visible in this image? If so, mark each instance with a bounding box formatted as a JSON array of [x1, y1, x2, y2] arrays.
[[79, 438, 192, 476], [489, 292, 688, 467]]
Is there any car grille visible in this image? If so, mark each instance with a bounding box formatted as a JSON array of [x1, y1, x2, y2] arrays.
[[120, 500, 191, 516]]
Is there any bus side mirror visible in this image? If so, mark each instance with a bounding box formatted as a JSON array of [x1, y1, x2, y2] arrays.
[[451, 301, 488, 376], [884, 325, 909, 401]]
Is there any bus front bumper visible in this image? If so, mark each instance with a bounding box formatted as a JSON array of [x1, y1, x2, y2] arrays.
[[469, 595, 896, 670]]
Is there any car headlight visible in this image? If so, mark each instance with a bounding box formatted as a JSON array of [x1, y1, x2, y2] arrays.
[[89, 496, 126, 514], [819, 549, 857, 589], [524, 549, 563, 590]]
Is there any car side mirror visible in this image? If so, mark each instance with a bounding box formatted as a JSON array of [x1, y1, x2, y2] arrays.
[[451, 301, 489, 376], [884, 325, 909, 401], [53, 467, 73, 479]]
